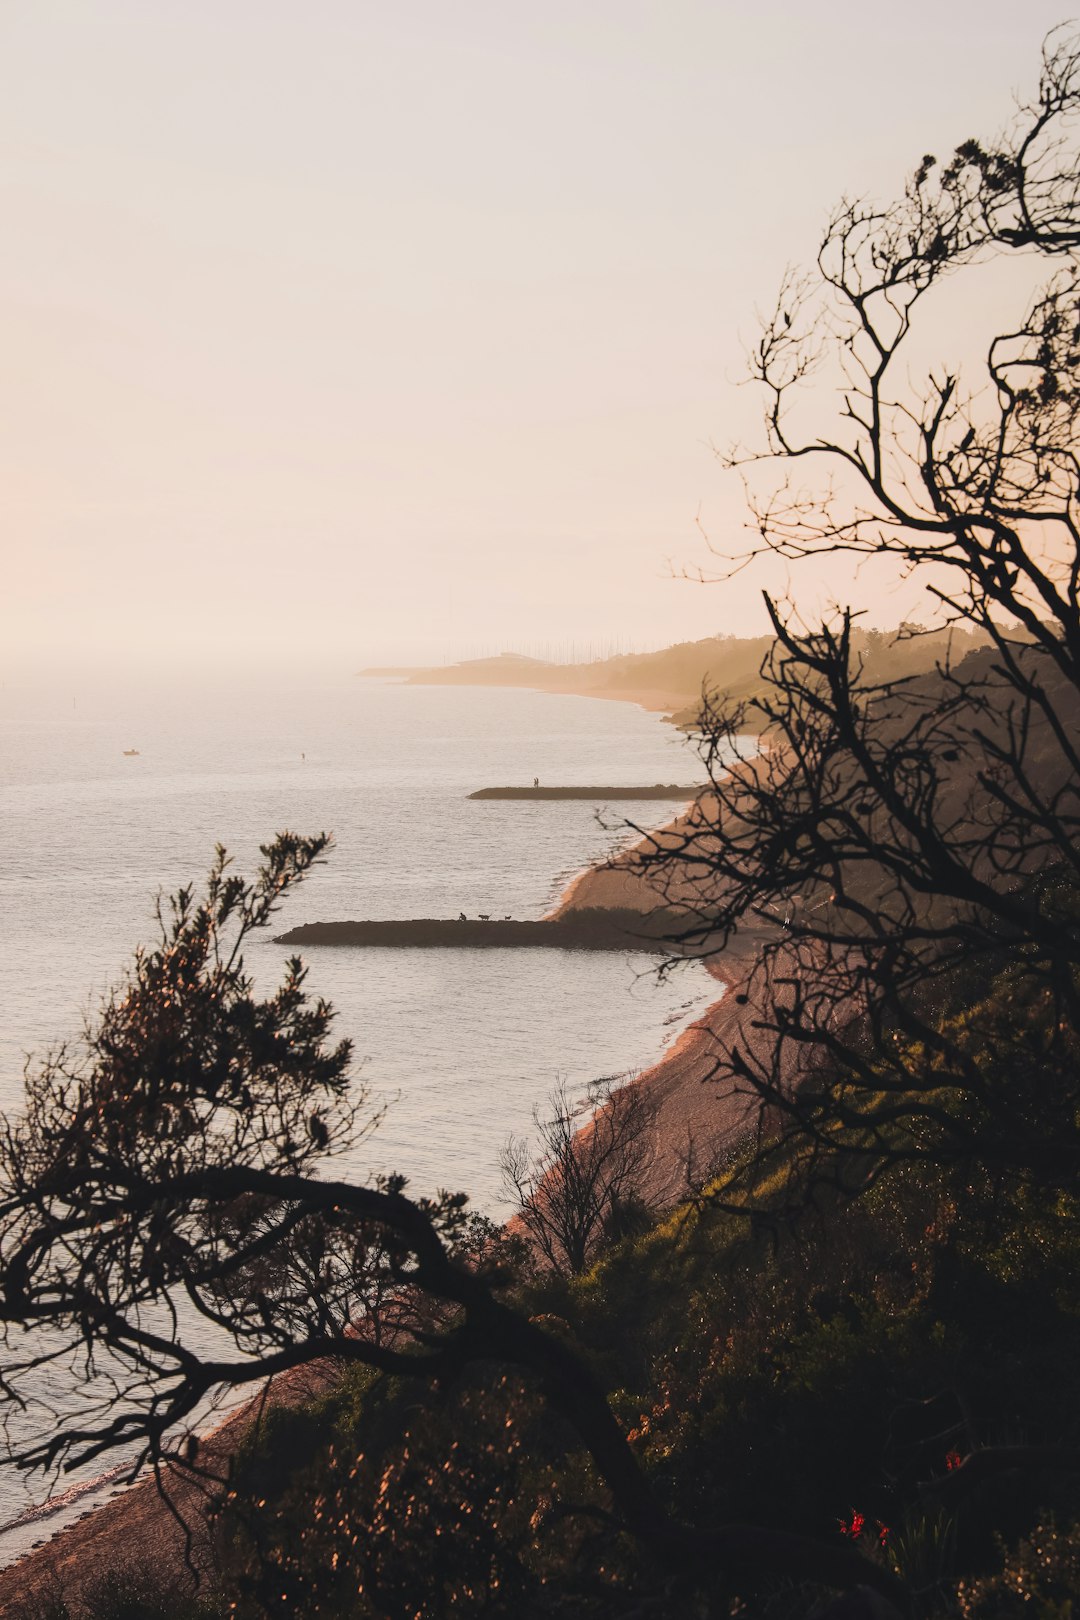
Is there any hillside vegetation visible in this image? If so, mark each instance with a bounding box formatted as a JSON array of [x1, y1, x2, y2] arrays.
[[376, 626, 986, 729], [21, 948, 1080, 1618]]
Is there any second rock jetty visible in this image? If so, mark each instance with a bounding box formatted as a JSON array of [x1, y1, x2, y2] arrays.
[[274, 909, 708, 953]]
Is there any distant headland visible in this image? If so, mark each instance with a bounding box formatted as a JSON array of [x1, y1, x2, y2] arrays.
[[358, 627, 987, 729]]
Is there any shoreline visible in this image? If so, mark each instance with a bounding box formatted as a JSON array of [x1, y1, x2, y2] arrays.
[[0, 677, 748, 1607], [0, 955, 760, 1609], [566, 942, 766, 1210], [358, 659, 713, 724]]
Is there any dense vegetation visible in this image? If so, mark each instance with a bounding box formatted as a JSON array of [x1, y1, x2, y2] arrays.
[[17, 953, 1080, 1617], [214, 1128, 1080, 1616]]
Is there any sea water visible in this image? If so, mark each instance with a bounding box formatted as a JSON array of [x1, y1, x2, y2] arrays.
[[0, 672, 717, 1558]]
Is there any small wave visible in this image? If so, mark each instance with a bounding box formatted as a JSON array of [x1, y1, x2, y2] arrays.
[[0, 1463, 131, 1537]]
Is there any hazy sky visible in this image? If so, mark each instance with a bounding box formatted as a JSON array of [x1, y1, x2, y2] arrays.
[[2, 1, 1070, 676]]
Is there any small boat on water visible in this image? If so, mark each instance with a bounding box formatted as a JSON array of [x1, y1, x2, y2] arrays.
[[122, 748, 140, 757]]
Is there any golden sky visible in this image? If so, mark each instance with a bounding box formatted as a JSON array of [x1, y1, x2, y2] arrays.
[[2, 1, 1069, 676]]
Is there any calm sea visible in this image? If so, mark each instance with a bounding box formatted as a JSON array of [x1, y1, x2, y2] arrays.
[[0, 672, 716, 1556]]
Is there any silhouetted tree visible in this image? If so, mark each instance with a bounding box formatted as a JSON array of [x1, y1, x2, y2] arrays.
[[501, 1077, 657, 1274], [639, 28, 1080, 1200], [0, 837, 907, 1613]]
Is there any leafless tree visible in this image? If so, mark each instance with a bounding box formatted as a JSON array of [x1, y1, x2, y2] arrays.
[[636, 28, 1080, 1203], [501, 1077, 657, 1274], [726, 26, 1080, 656]]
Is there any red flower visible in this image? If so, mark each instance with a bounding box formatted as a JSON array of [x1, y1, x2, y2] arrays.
[[839, 1510, 865, 1539], [945, 1448, 963, 1472]]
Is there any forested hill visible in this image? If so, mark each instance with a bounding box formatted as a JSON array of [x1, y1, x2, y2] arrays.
[[359, 625, 988, 725]]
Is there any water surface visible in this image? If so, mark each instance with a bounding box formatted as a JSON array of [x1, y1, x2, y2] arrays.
[[0, 673, 716, 1556]]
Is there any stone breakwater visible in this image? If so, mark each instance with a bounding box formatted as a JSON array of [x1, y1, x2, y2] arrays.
[[273, 910, 709, 954], [467, 784, 705, 800]]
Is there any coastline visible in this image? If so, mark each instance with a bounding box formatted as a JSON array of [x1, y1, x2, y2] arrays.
[[0, 973, 762, 1617], [571, 943, 765, 1210], [0, 675, 752, 1608], [0, 1361, 339, 1610], [363, 668, 702, 721]]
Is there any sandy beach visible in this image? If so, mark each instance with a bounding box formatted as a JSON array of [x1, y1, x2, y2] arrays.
[[0, 1360, 341, 1614]]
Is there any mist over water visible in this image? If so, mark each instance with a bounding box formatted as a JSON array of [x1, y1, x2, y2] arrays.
[[0, 674, 717, 1556]]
